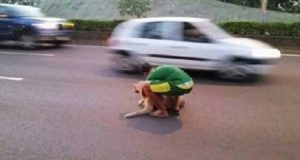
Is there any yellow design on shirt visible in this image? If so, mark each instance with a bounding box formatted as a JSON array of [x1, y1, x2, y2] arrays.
[[177, 81, 194, 89], [150, 82, 171, 93]]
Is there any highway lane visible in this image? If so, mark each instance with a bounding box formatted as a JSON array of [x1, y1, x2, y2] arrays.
[[0, 46, 299, 160]]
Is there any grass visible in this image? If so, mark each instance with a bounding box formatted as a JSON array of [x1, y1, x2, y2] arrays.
[[38, 0, 300, 22]]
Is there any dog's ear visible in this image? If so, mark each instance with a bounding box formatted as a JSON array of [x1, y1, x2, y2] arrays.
[[132, 83, 138, 90], [133, 81, 146, 93], [132, 83, 139, 93]]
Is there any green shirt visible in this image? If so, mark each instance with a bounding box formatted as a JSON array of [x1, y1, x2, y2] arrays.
[[147, 65, 193, 95]]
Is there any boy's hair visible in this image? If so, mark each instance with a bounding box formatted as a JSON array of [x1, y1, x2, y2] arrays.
[[140, 63, 152, 73]]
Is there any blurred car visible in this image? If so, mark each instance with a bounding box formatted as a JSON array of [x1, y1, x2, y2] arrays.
[[0, 3, 74, 49], [108, 17, 281, 80]]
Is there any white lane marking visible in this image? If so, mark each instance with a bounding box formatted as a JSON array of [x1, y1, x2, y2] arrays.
[[0, 76, 23, 81], [66, 44, 107, 49], [282, 54, 300, 57], [0, 51, 54, 57]]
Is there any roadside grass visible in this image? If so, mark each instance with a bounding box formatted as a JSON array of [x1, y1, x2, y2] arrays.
[[40, 0, 300, 23]]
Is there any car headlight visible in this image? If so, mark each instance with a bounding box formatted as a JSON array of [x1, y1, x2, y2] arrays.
[[251, 48, 281, 59], [32, 22, 58, 30]]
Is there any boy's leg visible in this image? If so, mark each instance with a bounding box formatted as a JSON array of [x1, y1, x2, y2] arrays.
[[165, 96, 178, 109], [177, 96, 185, 110]]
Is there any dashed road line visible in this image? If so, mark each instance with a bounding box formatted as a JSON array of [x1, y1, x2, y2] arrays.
[[0, 76, 23, 81], [0, 51, 54, 57], [66, 44, 107, 49]]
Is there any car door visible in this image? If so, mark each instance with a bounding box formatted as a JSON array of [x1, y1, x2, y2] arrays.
[[0, 6, 10, 40], [0, 6, 17, 41], [162, 21, 227, 70], [127, 21, 175, 66]]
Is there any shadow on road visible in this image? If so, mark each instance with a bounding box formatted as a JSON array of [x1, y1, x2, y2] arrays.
[[185, 70, 268, 86], [124, 115, 182, 135]]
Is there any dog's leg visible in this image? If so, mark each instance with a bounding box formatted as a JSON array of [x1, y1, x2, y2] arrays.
[[125, 98, 154, 118], [138, 99, 145, 108]]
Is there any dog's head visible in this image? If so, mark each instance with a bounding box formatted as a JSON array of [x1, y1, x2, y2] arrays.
[[132, 81, 145, 94]]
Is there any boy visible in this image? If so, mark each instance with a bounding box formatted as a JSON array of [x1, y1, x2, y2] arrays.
[[139, 64, 193, 117]]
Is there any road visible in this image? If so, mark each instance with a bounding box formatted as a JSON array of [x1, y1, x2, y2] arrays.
[[0, 45, 299, 160]]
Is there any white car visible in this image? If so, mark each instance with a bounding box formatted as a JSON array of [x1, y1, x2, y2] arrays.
[[108, 17, 281, 80]]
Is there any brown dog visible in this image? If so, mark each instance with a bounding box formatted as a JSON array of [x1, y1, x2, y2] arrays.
[[124, 81, 185, 118]]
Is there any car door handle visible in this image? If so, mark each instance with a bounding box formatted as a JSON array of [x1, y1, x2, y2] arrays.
[[170, 46, 188, 49]]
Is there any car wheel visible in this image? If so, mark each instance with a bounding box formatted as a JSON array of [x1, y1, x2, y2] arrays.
[[218, 62, 252, 81], [113, 54, 140, 73], [54, 42, 64, 48], [19, 34, 37, 49]]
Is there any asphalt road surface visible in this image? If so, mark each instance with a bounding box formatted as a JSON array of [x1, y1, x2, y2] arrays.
[[0, 45, 299, 160]]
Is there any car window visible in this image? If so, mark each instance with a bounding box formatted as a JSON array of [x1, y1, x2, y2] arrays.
[[198, 21, 231, 39], [112, 22, 128, 37], [0, 6, 18, 17], [182, 22, 210, 43], [162, 22, 181, 41], [140, 22, 163, 39], [0, 7, 8, 16], [7, 6, 45, 17]]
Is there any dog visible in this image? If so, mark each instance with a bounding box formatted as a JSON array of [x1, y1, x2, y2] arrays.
[[124, 81, 185, 118]]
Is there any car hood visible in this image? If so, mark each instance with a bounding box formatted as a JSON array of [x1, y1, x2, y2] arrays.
[[218, 37, 281, 59], [218, 37, 272, 49]]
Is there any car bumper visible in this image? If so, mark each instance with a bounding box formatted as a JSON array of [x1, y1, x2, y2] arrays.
[[248, 64, 273, 75], [36, 35, 72, 43], [34, 30, 74, 43], [248, 57, 280, 75]]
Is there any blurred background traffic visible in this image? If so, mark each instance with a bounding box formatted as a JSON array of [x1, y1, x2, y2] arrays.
[[0, 0, 299, 47], [0, 0, 299, 80]]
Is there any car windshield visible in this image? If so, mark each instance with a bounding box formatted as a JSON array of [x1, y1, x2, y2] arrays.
[[10, 6, 45, 17], [197, 21, 232, 39]]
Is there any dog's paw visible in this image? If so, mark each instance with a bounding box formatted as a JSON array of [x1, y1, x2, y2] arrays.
[[124, 112, 136, 118], [138, 99, 145, 107]]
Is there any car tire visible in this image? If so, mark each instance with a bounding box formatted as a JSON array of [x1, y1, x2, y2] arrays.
[[218, 61, 252, 81], [19, 34, 37, 49], [54, 42, 63, 48], [112, 54, 140, 73]]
